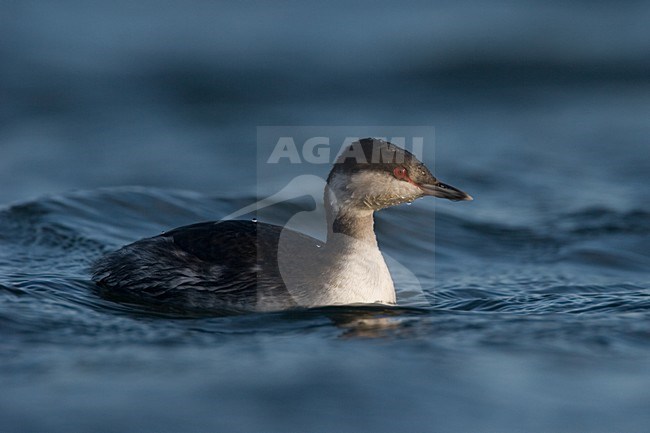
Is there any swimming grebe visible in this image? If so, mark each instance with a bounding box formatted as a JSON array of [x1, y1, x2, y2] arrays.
[[92, 138, 472, 311]]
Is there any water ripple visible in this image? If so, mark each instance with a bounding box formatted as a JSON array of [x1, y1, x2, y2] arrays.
[[0, 187, 647, 356]]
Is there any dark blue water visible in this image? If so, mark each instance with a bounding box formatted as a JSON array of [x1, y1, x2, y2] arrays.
[[1, 1, 650, 432]]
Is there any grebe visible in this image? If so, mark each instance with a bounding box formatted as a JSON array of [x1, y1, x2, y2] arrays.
[[92, 138, 472, 311]]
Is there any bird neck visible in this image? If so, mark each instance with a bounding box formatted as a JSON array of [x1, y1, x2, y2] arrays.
[[324, 185, 378, 246], [315, 185, 395, 307]]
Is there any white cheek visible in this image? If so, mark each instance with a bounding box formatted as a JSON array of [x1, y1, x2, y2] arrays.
[[349, 172, 421, 201], [386, 178, 422, 200]]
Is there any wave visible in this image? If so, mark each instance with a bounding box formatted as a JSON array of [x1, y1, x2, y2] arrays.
[[0, 188, 647, 327]]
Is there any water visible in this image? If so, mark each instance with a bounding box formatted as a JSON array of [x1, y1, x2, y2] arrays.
[[1, 1, 650, 432]]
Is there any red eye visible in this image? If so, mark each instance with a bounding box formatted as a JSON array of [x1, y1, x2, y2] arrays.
[[393, 167, 407, 179]]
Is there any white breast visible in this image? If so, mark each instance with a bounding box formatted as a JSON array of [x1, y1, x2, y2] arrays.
[[313, 239, 396, 307]]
